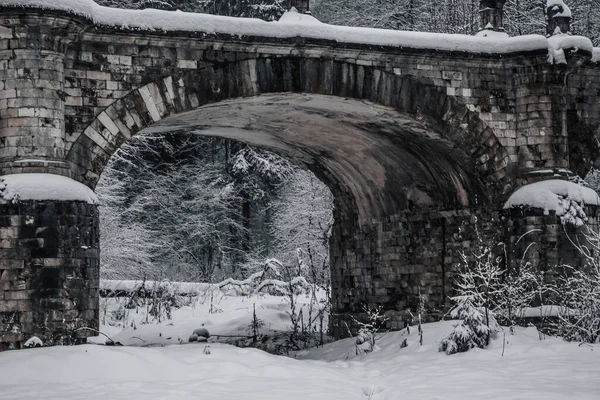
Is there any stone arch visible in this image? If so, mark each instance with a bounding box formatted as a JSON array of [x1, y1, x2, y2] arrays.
[[65, 59, 514, 334], [66, 58, 513, 200]]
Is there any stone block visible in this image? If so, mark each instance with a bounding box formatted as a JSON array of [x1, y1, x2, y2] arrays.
[[0, 259, 24, 269], [4, 289, 33, 300], [0, 300, 28, 312]]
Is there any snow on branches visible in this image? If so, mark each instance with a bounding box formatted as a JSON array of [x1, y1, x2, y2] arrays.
[[504, 179, 599, 227], [440, 295, 500, 355]]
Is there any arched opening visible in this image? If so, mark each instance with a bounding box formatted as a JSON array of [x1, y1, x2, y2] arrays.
[[66, 62, 512, 336], [83, 93, 508, 335]]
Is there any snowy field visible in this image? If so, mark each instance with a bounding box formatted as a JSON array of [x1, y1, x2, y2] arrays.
[[0, 290, 598, 400]]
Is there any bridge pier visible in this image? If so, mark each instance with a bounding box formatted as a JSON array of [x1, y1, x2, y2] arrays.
[[329, 208, 498, 336], [0, 199, 99, 349], [0, 13, 99, 349]]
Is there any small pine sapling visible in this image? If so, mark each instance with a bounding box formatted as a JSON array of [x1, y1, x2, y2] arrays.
[[454, 219, 505, 345], [439, 295, 500, 355], [248, 303, 265, 344]]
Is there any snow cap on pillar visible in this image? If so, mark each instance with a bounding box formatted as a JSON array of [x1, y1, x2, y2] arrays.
[[547, 0, 572, 36], [479, 0, 506, 32]]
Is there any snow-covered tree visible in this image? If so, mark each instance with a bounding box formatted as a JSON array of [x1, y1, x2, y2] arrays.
[[556, 263, 600, 343], [97, 133, 333, 284], [439, 295, 500, 354], [454, 220, 504, 341], [453, 218, 542, 332], [98, 165, 163, 280], [98, 135, 249, 281], [269, 169, 333, 286], [495, 261, 537, 328], [555, 225, 600, 343]]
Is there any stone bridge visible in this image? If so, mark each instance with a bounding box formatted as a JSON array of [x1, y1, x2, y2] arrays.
[[0, 0, 599, 347]]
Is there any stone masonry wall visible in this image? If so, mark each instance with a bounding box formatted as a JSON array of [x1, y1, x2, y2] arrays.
[[329, 208, 501, 337], [0, 200, 99, 349], [330, 202, 599, 337], [60, 31, 535, 177], [503, 205, 600, 278], [565, 64, 600, 178]]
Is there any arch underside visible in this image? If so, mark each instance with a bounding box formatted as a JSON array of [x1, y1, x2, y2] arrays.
[[66, 59, 513, 215], [88, 93, 503, 326], [139, 93, 489, 222]]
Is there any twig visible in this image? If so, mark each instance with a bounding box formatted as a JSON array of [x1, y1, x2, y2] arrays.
[[72, 327, 117, 344], [211, 334, 253, 338]]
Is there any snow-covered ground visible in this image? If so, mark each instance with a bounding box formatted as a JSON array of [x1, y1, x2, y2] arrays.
[[1, 290, 598, 400]]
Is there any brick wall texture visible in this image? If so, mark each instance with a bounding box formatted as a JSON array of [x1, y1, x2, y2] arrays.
[[0, 6, 599, 345]]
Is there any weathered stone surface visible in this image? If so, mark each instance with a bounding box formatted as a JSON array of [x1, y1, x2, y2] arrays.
[[0, 5, 598, 345], [0, 200, 99, 349]]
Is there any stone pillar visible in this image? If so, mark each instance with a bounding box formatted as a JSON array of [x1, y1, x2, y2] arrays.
[[0, 13, 83, 177], [479, 0, 506, 32], [503, 181, 599, 289], [0, 200, 100, 349], [547, 0, 572, 36], [0, 11, 98, 350]]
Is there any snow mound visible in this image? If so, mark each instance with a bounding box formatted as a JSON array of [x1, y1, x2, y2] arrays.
[[547, 0, 572, 18], [0, 0, 563, 56], [503, 179, 600, 215], [0, 174, 98, 204], [475, 29, 510, 39], [547, 34, 594, 64], [278, 8, 322, 25], [23, 336, 43, 348]]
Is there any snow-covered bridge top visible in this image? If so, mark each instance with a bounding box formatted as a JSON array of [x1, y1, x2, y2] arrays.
[[1, 0, 598, 60]]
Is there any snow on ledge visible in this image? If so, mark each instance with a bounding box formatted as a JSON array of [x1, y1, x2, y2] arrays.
[[0, 173, 98, 204], [547, 0, 572, 18], [503, 179, 599, 215], [593, 48, 600, 63], [547, 34, 594, 64], [0, 0, 560, 55]]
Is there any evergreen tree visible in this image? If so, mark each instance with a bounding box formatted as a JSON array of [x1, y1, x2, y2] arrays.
[[439, 295, 499, 355]]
